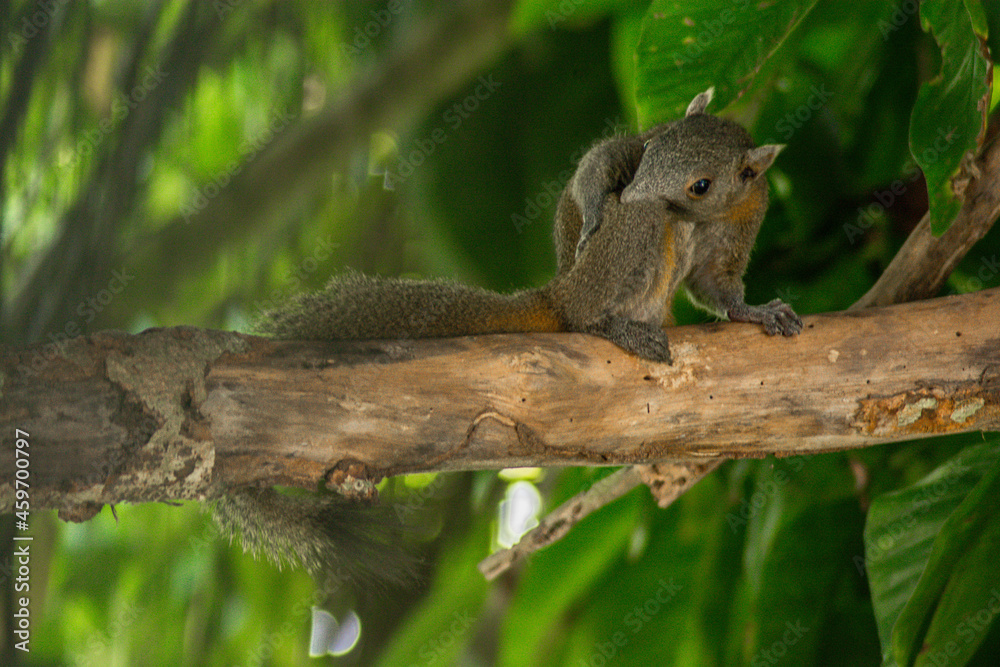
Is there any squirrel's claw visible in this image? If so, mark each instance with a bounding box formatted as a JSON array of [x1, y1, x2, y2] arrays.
[[728, 300, 803, 337]]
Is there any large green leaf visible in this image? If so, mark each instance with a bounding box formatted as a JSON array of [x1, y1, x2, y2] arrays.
[[633, 0, 818, 127], [864, 440, 1000, 667], [893, 455, 1000, 666], [558, 478, 728, 666], [908, 0, 992, 234]]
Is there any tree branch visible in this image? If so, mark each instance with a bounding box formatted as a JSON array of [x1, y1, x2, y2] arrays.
[[3, 288, 997, 518], [853, 120, 1000, 309], [481, 114, 1000, 578]]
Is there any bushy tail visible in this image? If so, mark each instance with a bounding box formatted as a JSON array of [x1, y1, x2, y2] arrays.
[[213, 488, 418, 588], [254, 271, 562, 341]]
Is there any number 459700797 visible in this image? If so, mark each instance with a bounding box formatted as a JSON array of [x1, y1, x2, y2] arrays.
[[14, 429, 30, 525]]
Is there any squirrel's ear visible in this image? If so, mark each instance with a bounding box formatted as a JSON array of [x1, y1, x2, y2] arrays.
[[745, 144, 784, 174], [685, 87, 715, 116]]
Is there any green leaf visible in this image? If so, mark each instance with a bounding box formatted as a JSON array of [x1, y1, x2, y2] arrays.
[[985, 0, 1000, 61], [908, 0, 992, 234], [893, 455, 1000, 667], [555, 472, 734, 666], [634, 0, 818, 127], [749, 502, 865, 664], [610, 6, 651, 129], [864, 440, 1000, 666]]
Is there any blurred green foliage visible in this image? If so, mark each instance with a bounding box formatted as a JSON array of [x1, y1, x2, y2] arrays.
[[3, 0, 999, 665], [866, 441, 1000, 667]]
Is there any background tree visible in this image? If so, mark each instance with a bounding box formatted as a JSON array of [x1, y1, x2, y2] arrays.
[[1, 0, 999, 665]]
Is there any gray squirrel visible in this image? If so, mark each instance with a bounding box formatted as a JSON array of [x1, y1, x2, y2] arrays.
[[216, 87, 802, 583]]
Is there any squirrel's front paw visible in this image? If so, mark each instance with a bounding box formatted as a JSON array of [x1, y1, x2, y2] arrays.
[[627, 323, 673, 363], [587, 316, 672, 364], [729, 300, 803, 336]]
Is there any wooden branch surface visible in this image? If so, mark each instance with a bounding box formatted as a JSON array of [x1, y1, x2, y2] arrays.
[[3, 288, 998, 515]]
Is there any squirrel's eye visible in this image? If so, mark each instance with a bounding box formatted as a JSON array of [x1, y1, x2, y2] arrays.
[[740, 167, 757, 183], [642, 139, 651, 150], [689, 178, 711, 197]]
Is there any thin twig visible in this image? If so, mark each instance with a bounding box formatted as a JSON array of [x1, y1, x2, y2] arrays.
[[852, 119, 1000, 310], [478, 467, 644, 581]]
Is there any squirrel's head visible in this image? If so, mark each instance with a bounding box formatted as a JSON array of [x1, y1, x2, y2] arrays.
[[621, 88, 783, 223]]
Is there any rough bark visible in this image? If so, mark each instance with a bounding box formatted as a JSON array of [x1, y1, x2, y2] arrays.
[[2, 288, 998, 518]]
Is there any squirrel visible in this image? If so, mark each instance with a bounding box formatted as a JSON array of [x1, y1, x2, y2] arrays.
[[215, 87, 802, 585]]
